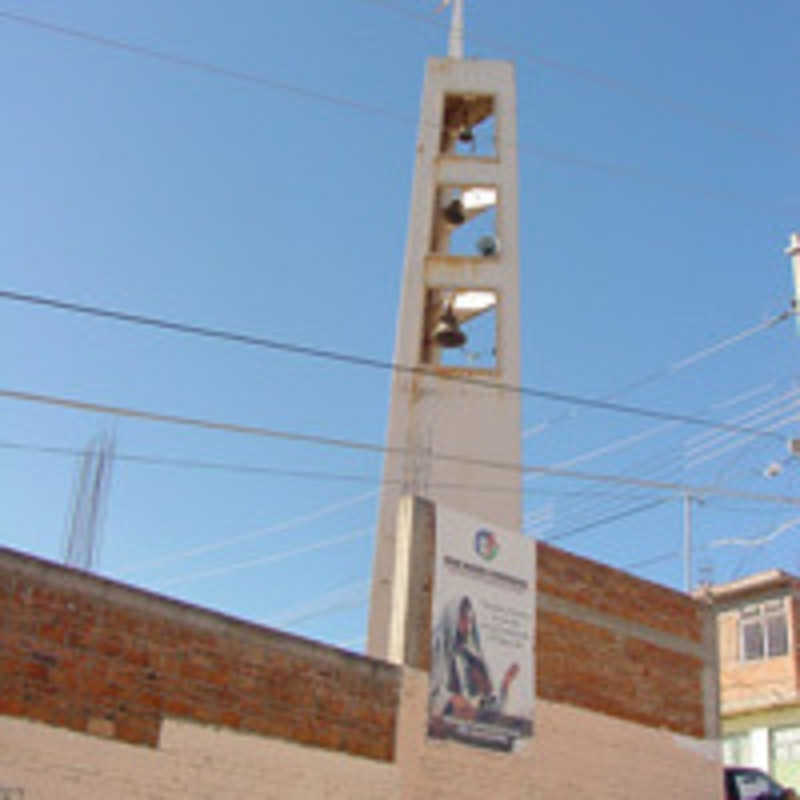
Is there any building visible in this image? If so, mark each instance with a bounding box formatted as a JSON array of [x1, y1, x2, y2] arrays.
[[705, 569, 800, 788], [0, 498, 721, 798], [0, 5, 724, 797]]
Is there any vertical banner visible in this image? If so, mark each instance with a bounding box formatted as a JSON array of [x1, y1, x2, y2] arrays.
[[428, 506, 535, 752]]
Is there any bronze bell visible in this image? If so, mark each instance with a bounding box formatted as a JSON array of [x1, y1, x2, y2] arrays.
[[476, 234, 498, 256], [442, 198, 466, 226], [458, 126, 475, 145], [432, 305, 466, 349]]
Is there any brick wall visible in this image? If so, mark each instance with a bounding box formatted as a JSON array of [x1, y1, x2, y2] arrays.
[[0, 547, 400, 760], [0, 519, 721, 799], [537, 542, 713, 738], [537, 541, 704, 642], [390, 498, 717, 741]]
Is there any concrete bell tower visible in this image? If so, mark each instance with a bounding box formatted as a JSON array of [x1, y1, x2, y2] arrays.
[[367, 0, 523, 661]]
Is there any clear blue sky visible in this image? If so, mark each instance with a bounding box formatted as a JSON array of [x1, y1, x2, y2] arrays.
[[2, 0, 799, 651]]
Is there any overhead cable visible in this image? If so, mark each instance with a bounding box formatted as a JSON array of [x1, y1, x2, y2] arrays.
[[157, 526, 373, 587], [357, 0, 800, 156], [523, 317, 790, 439], [0, 9, 792, 196], [2, 385, 799, 506], [0, 289, 790, 440]]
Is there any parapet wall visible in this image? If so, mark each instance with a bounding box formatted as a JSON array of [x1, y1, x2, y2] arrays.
[[537, 541, 716, 738], [0, 547, 400, 760], [0, 499, 721, 799], [389, 497, 718, 740]]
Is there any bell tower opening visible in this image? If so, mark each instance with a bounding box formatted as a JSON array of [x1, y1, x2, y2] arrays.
[[440, 93, 496, 158]]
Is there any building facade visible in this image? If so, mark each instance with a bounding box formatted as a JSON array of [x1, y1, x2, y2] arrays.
[[0, 498, 722, 799], [705, 570, 800, 789]]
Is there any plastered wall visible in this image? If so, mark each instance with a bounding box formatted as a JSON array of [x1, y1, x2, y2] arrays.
[[0, 676, 721, 800]]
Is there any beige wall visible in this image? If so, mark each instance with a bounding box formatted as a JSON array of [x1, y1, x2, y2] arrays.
[[716, 590, 799, 714], [1, 672, 721, 800]]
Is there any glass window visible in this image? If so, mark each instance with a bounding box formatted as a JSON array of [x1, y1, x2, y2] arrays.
[[740, 600, 789, 661], [767, 614, 789, 657], [723, 732, 751, 765], [742, 620, 765, 660], [771, 726, 800, 790]]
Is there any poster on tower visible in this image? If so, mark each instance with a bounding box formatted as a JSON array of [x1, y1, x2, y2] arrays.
[[427, 505, 535, 752]]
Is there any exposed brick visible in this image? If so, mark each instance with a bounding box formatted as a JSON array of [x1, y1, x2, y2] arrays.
[[0, 547, 400, 762]]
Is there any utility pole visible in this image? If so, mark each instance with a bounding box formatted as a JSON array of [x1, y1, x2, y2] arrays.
[[787, 232, 800, 331], [683, 493, 703, 592], [683, 493, 693, 592]]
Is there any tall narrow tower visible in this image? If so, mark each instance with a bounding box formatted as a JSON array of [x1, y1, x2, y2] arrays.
[[367, 2, 522, 660]]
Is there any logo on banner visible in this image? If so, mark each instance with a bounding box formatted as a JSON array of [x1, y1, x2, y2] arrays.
[[474, 528, 499, 561]]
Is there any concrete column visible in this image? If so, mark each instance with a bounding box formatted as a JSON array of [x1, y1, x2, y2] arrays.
[[368, 58, 523, 661]]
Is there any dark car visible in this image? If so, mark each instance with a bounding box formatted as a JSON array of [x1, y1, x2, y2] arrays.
[[725, 767, 798, 800]]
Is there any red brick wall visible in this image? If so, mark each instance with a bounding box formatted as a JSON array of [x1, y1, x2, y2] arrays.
[[537, 542, 705, 643], [0, 548, 400, 760], [536, 543, 712, 738]]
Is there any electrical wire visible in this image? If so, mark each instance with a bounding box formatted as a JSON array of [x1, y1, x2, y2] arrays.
[[523, 318, 791, 439], [119, 489, 379, 575], [1, 385, 799, 507], [157, 526, 373, 588], [268, 577, 370, 628], [0, 436, 666, 501], [524, 381, 800, 542], [0, 289, 791, 441], [542, 498, 672, 543], [0, 9, 792, 201], [0, 9, 639, 180], [356, 0, 800, 157], [0, 10, 418, 126]]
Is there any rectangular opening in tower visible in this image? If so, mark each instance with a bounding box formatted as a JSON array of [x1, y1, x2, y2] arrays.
[[421, 287, 498, 371], [431, 185, 498, 258], [440, 94, 496, 157]]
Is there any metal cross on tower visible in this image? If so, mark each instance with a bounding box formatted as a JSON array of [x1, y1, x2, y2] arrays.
[[439, 0, 465, 59]]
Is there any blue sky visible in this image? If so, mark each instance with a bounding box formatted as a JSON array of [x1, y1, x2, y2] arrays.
[[2, 0, 799, 651]]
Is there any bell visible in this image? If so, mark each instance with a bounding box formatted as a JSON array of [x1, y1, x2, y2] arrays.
[[476, 234, 498, 256], [458, 126, 475, 145], [442, 198, 466, 226], [432, 305, 466, 349]]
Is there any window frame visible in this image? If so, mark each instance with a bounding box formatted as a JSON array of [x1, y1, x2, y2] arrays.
[[739, 599, 789, 662]]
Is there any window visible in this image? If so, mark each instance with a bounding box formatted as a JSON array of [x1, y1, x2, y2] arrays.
[[740, 600, 789, 661], [771, 726, 800, 790], [723, 732, 751, 766]]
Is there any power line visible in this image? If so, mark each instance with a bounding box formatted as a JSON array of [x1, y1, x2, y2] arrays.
[[541, 498, 672, 543], [0, 9, 790, 201], [0, 289, 791, 440], [0, 10, 418, 126], [0, 9, 636, 179], [356, 0, 800, 157], [157, 526, 373, 588], [524, 381, 800, 542], [119, 489, 379, 575], [523, 318, 791, 439], [2, 384, 799, 507], [0, 437, 650, 501]]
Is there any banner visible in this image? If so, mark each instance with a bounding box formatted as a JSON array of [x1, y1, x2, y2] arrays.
[[428, 506, 535, 752]]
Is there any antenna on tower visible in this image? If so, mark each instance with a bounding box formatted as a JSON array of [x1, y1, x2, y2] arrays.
[[436, 0, 465, 59], [62, 430, 115, 571]]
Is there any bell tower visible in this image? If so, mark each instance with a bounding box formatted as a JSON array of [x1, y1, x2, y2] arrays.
[[367, 1, 523, 661]]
